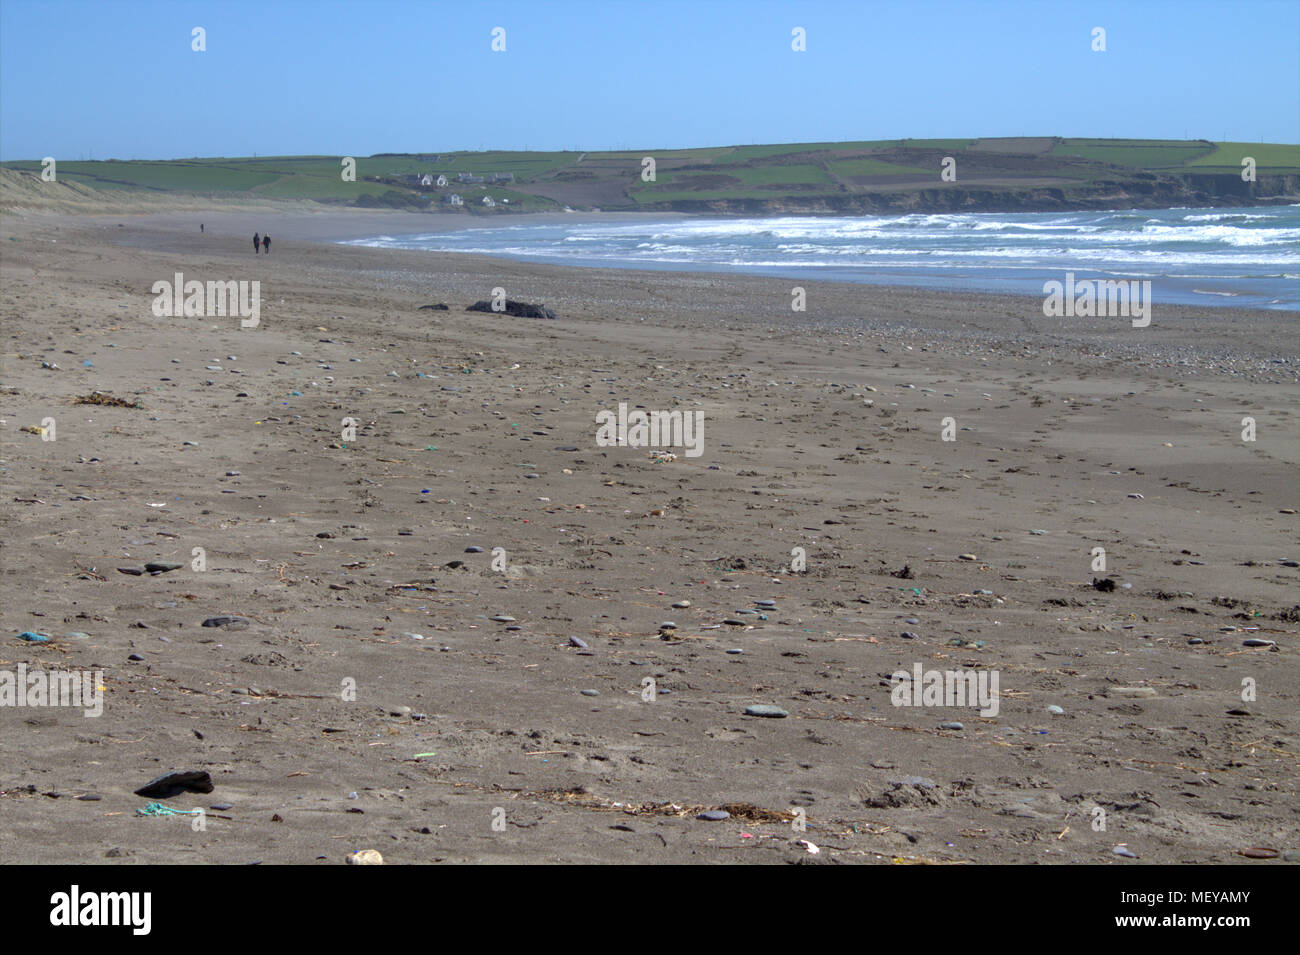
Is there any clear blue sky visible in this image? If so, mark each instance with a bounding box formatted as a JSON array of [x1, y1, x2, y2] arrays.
[[2, 0, 1296, 161]]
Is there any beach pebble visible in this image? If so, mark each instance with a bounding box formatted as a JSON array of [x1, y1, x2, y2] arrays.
[[671, 600, 691, 609], [900, 631, 918, 639], [465, 546, 484, 553], [696, 810, 730, 821], [725, 648, 743, 654], [1112, 846, 1138, 859], [580, 689, 600, 697], [145, 561, 183, 573], [1127, 493, 1144, 500], [940, 721, 964, 731], [1047, 705, 1065, 715], [1243, 638, 1275, 647], [958, 554, 977, 561], [755, 599, 777, 608], [744, 704, 788, 718], [201, 616, 250, 630], [117, 567, 144, 576], [490, 615, 516, 623], [568, 636, 589, 648], [127, 653, 144, 662], [658, 621, 677, 630], [1106, 686, 1157, 698], [905, 617, 919, 625]]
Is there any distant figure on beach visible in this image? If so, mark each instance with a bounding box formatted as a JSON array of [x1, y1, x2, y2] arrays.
[[200, 223, 204, 233], [253, 232, 260, 254], [262, 234, 270, 254]]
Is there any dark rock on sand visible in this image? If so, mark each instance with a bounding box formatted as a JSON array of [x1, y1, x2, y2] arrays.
[[134, 770, 214, 799], [201, 615, 251, 630], [467, 299, 556, 319]]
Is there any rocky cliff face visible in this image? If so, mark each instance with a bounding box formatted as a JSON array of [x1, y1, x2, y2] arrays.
[[628, 174, 1299, 216]]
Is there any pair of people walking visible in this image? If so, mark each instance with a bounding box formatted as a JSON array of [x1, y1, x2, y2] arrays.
[[253, 232, 271, 254]]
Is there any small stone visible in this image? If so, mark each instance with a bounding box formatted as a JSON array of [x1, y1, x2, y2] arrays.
[[568, 636, 589, 648], [1112, 846, 1138, 859], [659, 621, 677, 630], [580, 689, 600, 697], [744, 704, 788, 718], [939, 721, 964, 731], [1047, 705, 1064, 715], [696, 810, 730, 821], [1127, 493, 1144, 500], [144, 561, 183, 573], [1281, 559, 1299, 568], [127, 653, 144, 662], [347, 849, 384, 865], [958, 554, 977, 561], [201, 616, 250, 630], [671, 600, 691, 609], [1243, 638, 1275, 647], [1188, 637, 1205, 645], [77, 794, 102, 801], [904, 617, 919, 625], [465, 546, 484, 553], [726, 648, 743, 654], [490, 614, 515, 623], [117, 566, 144, 576], [210, 803, 233, 811], [900, 631, 918, 639], [1029, 529, 1048, 535], [1106, 686, 1157, 698], [755, 599, 777, 608]]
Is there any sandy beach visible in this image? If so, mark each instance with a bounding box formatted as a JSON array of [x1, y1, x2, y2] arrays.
[[1, 208, 1296, 865]]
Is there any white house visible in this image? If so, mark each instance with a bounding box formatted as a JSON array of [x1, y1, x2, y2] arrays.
[[435, 174, 448, 187], [419, 174, 433, 186], [482, 196, 496, 207], [445, 193, 463, 206]]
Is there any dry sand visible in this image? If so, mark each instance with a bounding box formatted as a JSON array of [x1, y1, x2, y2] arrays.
[[1, 207, 1297, 865]]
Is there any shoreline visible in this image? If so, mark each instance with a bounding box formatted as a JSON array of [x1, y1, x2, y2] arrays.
[[21, 207, 1300, 319]]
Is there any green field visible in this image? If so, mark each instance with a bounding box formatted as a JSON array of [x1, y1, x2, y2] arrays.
[[1185, 141, 1300, 170]]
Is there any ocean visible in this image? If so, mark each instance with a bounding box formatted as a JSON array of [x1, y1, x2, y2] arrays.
[[343, 204, 1300, 311]]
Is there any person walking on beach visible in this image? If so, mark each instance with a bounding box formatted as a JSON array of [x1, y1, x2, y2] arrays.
[[200, 223, 204, 233], [262, 234, 270, 254], [253, 232, 260, 254]]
